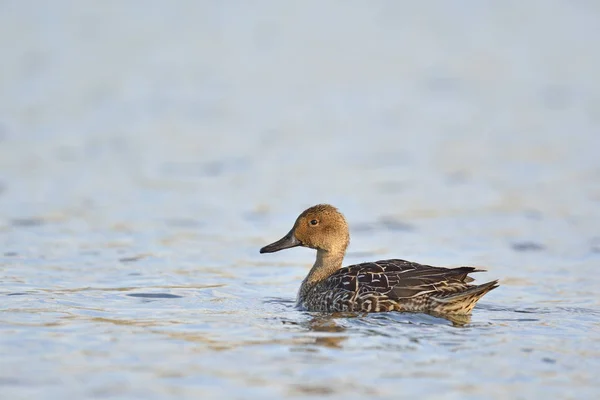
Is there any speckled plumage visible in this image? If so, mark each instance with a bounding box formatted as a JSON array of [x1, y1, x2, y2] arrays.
[[260, 204, 498, 316], [297, 259, 498, 314]]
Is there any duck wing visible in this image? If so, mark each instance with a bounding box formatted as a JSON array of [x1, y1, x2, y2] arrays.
[[326, 259, 485, 299]]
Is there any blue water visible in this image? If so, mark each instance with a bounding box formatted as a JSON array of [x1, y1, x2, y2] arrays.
[[1, 2, 600, 399]]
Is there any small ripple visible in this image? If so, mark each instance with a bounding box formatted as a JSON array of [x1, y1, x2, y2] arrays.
[[378, 216, 416, 232], [119, 254, 151, 263], [263, 297, 295, 305], [36, 284, 224, 293], [478, 304, 600, 318], [511, 241, 546, 252], [514, 308, 548, 314], [10, 217, 45, 227], [126, 293, 183, 299], [492, 318, 540, 322], [0, 377, 21, 386]]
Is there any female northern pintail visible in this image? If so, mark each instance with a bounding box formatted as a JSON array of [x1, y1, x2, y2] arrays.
[[260, 204, 498, 315]]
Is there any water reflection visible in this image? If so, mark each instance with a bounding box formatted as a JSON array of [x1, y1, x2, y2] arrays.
[[303, 314, 349, 349], [295, 310, 474, 350], [428, 312, 472, 326]]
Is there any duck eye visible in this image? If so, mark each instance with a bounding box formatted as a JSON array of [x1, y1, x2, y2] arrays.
[[309, 219, 319, 226]]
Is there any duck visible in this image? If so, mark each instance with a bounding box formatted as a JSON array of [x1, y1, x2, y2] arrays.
[[260, 204, 498, 315]]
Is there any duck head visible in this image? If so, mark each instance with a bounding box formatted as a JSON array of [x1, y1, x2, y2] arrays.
[[260, 204, 350, 254]]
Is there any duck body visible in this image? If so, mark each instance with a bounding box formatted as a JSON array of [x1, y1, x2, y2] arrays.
[[298, 259, 498, 314], [260, 204, 498, 316]]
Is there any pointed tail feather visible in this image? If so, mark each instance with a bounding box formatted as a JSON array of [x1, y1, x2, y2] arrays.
[[431, 280, 499, 314]]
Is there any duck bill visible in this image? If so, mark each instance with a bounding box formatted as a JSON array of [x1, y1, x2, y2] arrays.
[[260, 230, 301, 253]]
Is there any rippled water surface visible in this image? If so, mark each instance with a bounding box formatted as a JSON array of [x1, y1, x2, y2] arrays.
[[1, 2, 600, 399]]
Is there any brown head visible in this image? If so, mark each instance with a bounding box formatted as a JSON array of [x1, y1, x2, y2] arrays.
[[260, 204, 350, 255]]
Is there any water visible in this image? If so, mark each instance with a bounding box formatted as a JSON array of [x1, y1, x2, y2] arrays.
[[1, 1, 600, 399]]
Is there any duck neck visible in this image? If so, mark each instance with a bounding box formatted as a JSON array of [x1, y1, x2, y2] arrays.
[[303, 249, 344, 288]]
